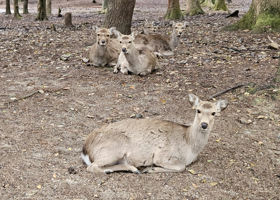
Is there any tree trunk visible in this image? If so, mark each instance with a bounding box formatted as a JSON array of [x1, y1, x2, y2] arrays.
[[213, 0, 228, 11], [36, 0, 48, 21], [201, 0, 215, 8], [46, 0, 51, 16], [13, 0, 21, 18], [185, 0, 204, 16], [6, 0, 11, 15], [64, 12, 73, 27], [165, 0, 183, 19], [104, 0, 136, 35], [226, 0, 280, 33], [23, 0, 29, 14]]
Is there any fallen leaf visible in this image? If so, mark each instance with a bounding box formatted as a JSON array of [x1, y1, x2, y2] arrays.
[[210, 182, 218, 186], [188, 169, 197, 175]]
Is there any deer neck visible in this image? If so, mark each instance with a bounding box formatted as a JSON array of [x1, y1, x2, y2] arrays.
[[96, 44, 107, 57], [169, 31, 179, 50], [188, 117, 211, 154]]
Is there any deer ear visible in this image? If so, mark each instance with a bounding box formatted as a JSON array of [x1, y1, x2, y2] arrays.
[[110, 27, 120, 38], [95, 27, 100, 33], [116, 31, 122, 39], [189, 94, 200, 109], [216, 100, 228, 112], [109, 27, 116, 35]]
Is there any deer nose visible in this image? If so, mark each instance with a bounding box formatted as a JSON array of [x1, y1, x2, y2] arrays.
[[122, 48, 127, 53], [201, 122, 208, 129], [101, 40, 106, 44]]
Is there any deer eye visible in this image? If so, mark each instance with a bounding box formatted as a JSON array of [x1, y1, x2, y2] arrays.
[[128, 41, 132, 43], [107, 34, 110, 37], [212, 112, 216, 116], [197, 110, 201, 114], [97, 34, 100, 36], [119, 41, 122, 43]]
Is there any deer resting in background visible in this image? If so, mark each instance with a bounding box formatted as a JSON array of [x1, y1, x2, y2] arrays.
[[114, 32, 157, 76], [81, 94, 228, 174], [134, 21, 187, 57], [88, 27, 121, 67]]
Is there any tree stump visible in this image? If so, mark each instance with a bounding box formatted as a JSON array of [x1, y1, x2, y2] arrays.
[[64, 12, 73, 27]]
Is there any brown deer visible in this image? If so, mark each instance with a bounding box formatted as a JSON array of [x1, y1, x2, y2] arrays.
[[134, 21, 187, 57], [81, 94, 228, 174], [114, 32, 157, 76], [88, 27, 120, 67]]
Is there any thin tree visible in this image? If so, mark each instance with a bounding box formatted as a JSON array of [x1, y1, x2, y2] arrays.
[[226, 0, 280, 33], [46, 0, 51, 16], [23, 0, 29, 14], [185, 0, 204, 16], [165, 0, 183, 19], [6, 0, 11, 15], [36, 0, 48, 21], [102, 0, 109, 13], [14, 0, 21, 18], [104, 0, 136, 34]]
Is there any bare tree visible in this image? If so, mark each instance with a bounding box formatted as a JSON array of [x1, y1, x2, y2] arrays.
[[185, 0, 204, 16], [213, 0, 228, 11], [104, 0, 136, 34], [6, 0, 11, 15], [46, 0, 51, 16], [23, 0, 29, 14], [165, 0, 183, 19], [226, 0, 280, 33], [36, 0, 47, 20], [13, 0, 21, 18]]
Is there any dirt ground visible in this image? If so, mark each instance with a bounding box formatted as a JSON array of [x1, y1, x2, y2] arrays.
[[0, 0, 279, 199]]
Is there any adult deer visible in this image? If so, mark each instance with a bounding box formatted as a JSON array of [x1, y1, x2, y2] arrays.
[[134, 21, 187, 57], [88, 27, 120, 67], [114, 32, 157, 76], [82, 94, 228, 174]]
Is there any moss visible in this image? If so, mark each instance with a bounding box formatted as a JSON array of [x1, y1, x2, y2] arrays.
[[253, 12, 280, 33], [224, 6, 280, 33], [165, 8, 183, 19]]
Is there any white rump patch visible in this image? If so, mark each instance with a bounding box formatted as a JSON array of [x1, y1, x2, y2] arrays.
[[81, 153, 91, 166]]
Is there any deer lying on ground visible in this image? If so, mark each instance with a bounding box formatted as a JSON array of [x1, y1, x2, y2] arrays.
[[114, 32, 157, 76], [81, 94, 228, 174], [142, 20, 161, 34], [134, 21, 187, 57], [88, 27, 120, 67]]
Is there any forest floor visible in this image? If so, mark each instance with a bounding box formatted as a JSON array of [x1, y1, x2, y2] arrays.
[[0, 0, 279, 199]]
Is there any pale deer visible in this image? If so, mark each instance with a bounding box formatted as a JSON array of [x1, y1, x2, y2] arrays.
[[114, 32, 157, 76], [88, 27, 120, 67], [134, 21, 187, 57], [81, 94, 228, 174]]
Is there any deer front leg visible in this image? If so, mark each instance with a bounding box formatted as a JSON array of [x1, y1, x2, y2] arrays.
[[142, 161, 185, 173]]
